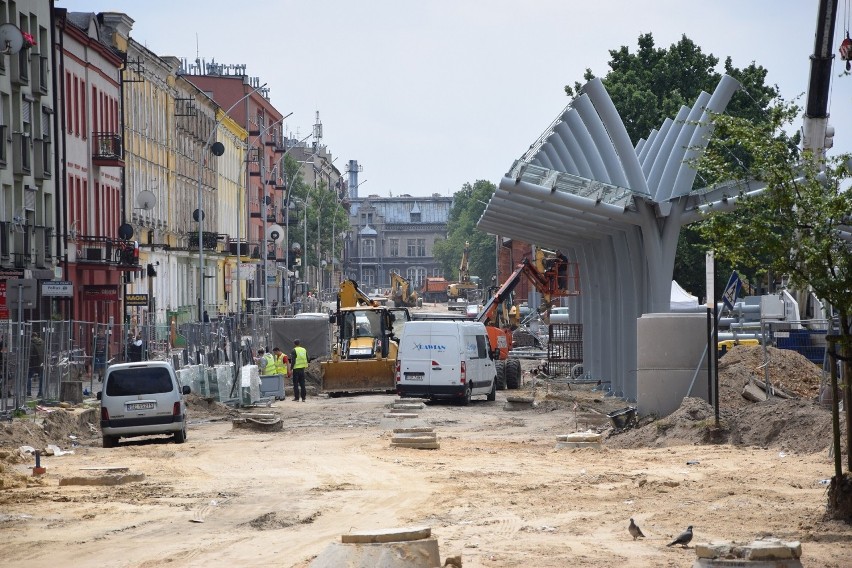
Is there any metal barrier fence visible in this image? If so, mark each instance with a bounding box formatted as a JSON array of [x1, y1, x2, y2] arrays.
[[0, 320, 32, 414], [1, 312, 273, 407]]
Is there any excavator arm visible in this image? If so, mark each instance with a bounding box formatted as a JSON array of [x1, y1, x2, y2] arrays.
[[337, 279, 379, 309], [458, 241, 471, 283]]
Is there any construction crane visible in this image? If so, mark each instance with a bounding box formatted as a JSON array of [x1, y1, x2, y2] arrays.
[[802, 0, 839, 155]]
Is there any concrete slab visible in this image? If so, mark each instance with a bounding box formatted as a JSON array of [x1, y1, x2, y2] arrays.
[[341, 526, 431, 544], [59, 472, 145, 486], [382, 412, 419, 419], [392, 427, 435, 434], [391, 435, 437, 444], [557, 432, 602, 443], [310, 537, 440, 568], [556, 441, 602, 449], [693, 538, 803, 567], [390, 403, 425, 411], [503, 400, 534, 411], [390, 441, 440, 449]]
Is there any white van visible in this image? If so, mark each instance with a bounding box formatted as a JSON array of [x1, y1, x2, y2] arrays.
[[395, 321, 496, 405], [98, 361, 190, 448]]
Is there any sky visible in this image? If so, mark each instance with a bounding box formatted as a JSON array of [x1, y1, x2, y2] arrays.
[[58, 0, 852, 198]]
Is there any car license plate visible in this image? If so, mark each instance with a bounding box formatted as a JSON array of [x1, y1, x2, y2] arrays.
[[128, 402, 155, 411], [404, 372, 425, 381]]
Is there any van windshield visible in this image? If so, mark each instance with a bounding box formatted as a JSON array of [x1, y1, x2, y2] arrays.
[[106, 368, 174, 396]]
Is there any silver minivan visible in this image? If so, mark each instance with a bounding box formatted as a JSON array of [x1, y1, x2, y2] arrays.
[[98, 361, 190, 447], [395, 320, 497, 405]]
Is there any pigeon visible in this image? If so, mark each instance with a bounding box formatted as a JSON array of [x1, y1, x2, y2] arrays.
[[667, 525, 693, 547], [629, 518, 646, 540]]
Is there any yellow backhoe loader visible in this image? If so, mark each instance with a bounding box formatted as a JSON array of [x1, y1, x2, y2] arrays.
[[321, 279, 411, 395], [388, 272, 422, 308]]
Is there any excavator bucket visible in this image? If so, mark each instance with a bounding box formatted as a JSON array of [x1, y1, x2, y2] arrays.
[[320, 358, 396, 393]]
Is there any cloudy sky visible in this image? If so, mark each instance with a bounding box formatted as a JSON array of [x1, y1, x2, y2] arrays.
[[59, 0, 852, 197]]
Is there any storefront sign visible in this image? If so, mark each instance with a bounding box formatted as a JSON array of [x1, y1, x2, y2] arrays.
[[125, 293, 149, 306], [83, 285, 119, 302]]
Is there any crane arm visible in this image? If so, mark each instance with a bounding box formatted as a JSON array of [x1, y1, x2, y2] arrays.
[[477, 254, 580, 326], [803, 0, 839, 152]]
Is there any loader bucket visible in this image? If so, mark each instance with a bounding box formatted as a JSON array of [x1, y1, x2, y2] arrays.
[[321, 358, 396, 393]]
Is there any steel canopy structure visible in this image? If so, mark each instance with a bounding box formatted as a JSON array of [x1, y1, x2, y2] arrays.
[[478, 75, 744, 399]]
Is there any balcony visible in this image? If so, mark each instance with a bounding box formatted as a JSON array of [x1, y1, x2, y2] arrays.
[[12, 133, 31, 175], [187, 231, 219, 251], [33, 138, 51, 179], [228, 239, 251, 257], [31, 55, 48, 96], [11, 49, 28, 86], [92, 132, 124, 167], [73, 235, 141, 269]]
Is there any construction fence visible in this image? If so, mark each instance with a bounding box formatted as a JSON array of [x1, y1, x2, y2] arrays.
[[0, 312, 276, 411]]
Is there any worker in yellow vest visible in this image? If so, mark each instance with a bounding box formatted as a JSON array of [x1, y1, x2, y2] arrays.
[[261, 349, 276, 376], [290, 339, 308, 401], [272, 347, 290, 377]]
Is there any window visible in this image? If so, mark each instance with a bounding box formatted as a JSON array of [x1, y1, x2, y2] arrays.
[[474, 334, 488, 359], [433, 268, 443, 277], [406, 267, 426, 288], [362, 268, 375, 287], [72, 75, 79, 136], [360, 212, 373, 226], [410, 211, 421, 222], [0, 96, 6, 164], [361, 238, 375, 258], [389, 238, 399, 257], [407, 238, 426, 257]]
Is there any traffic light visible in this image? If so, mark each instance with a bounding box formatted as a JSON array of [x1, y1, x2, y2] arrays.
[[147, 263, 157, 277]]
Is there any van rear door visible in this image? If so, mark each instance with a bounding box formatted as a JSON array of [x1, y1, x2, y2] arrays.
[[398, 332, 459, 396]]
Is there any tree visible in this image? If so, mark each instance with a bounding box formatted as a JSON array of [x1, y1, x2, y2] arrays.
[[697, 101, 852, 520], [281, 155, 349, 293], [566, 33, 781, 295], [434, 180, 497, 285]]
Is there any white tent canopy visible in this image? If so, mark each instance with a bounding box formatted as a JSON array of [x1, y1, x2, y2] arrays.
[[670, 280, 700, 311]]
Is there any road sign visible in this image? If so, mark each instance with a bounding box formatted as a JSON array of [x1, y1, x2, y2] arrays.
[[42, 280, 73, 297]]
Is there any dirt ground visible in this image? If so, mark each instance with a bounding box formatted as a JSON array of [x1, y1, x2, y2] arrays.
[[1, 345, 851, 567]]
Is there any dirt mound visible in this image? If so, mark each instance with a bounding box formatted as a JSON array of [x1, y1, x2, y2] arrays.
[[607, 396, 836, 453], [718, 345, 823, 405], [0, 419, 50, 450], [731, 397, 840, 454], [607, 398, 735, 448], [185, 394, 240, 420]]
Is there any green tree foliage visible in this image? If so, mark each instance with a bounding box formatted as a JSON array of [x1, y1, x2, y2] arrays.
[[433, 180, 497, 284], [565, 33, 780, 297], [697, 102, 852, 495], [282, 155, 349, 289]]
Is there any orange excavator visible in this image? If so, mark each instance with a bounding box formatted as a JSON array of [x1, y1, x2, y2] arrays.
[[477, 250, 579, 389]]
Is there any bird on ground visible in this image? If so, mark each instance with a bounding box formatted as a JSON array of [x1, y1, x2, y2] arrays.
[[628, 518, 646, 540], [667, 525, 693, 547]]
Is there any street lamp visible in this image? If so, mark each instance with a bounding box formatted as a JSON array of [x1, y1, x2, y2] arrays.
[[261, 134, 313, 313], [197, 82, 266, 323], [233, 112, 292, 321]]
